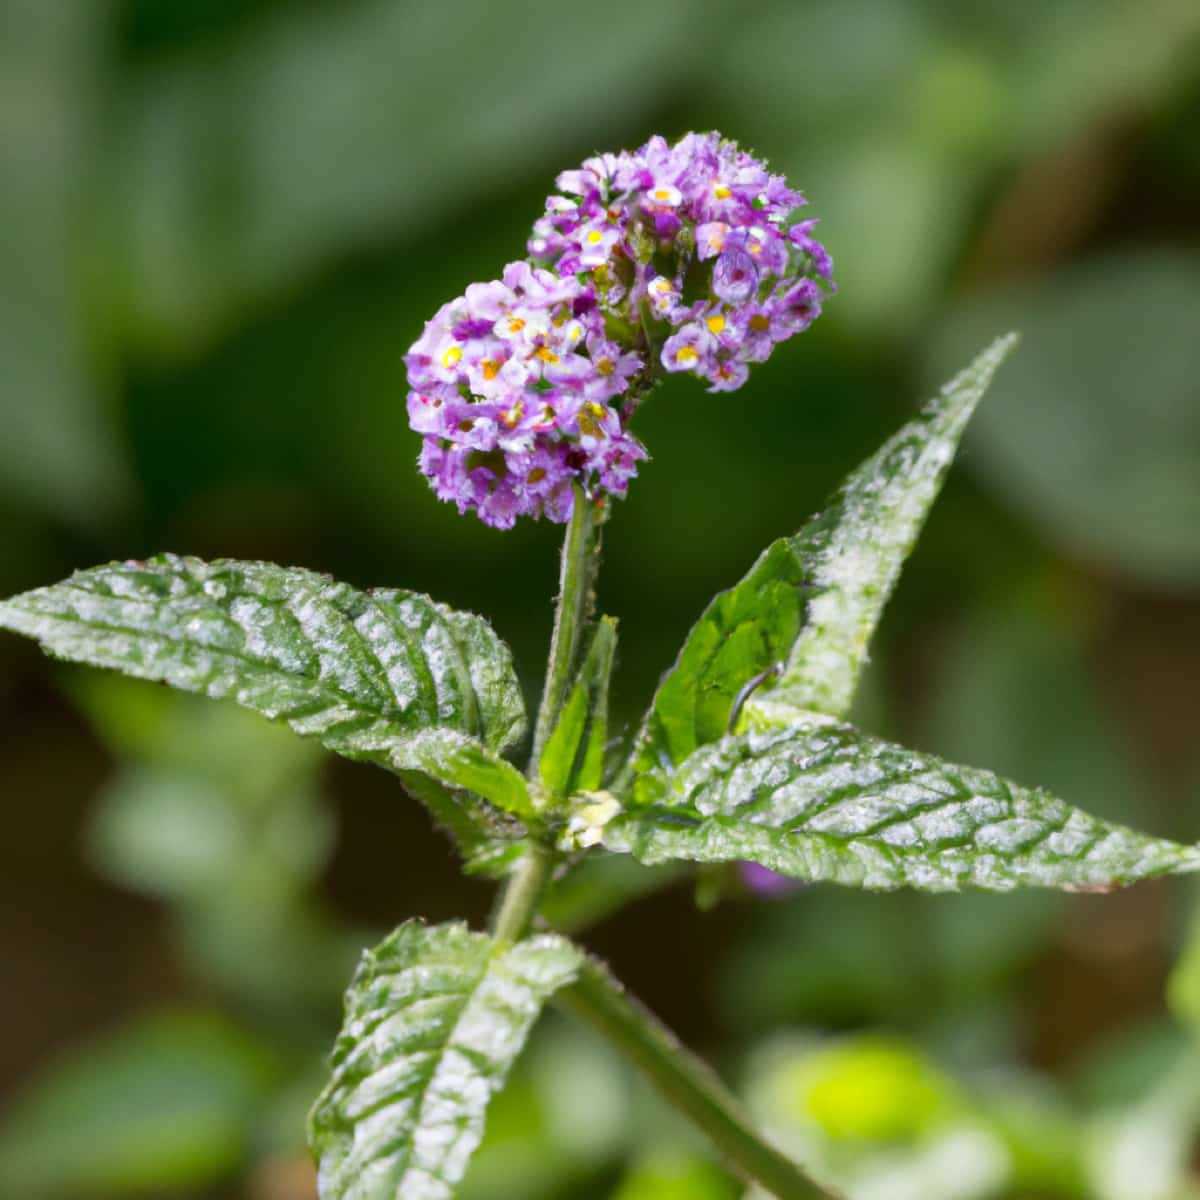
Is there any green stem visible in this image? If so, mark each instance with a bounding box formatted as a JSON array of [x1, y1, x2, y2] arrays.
[[559, 958, 837, 1200], [494, 485, 600, 946], [491, 843, 553, 945], [506, 468, 828, 1196], [529, 482, 599, 767]]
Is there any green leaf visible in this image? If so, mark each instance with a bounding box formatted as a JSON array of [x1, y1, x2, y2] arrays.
[[0, 1011, 277, 1197], [756, 332, 1019, 722], [395, 770, 531, 878], [601, 716, 1200, 893], [539, 617, 617, 801], [613, 1151, 739, 1200], [88, 765, 331, 902], [308, 921, 582, 1200], [390, 729, 534, 821], [619, 335, 1017, 800], [0, 2, 131, 528], [620, 539, 807, 796], [82, 682, 335, 906], [1169, 907, 1200, 1036], [0, 555, 530, 837]]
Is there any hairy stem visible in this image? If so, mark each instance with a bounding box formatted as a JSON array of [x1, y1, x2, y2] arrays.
[[529, 482, 600, 767], [502, 432, 829, 1196], [559, 958, 837, 1200], [491, 843, 554, 944], [494, 485, 601, 945]]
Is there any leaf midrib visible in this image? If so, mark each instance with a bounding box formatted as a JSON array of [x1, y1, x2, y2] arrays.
[[617, 804, 1195, 876], [341, 944, 512, 1193]]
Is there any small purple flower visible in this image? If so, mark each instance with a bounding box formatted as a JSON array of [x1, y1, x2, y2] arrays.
[[451, 316, 496, 342], [406, 391, 444, 435], [779, 278, 824, 332], [695, 221, 731, 261], [704, 357, 750, 393], [734, 300, 787, 362], [477, 479, 525, 530], [661, 323, 716, 375], [441, 400, 501, 451], [740, 862, 802, 898], [597, 433, 648, 496], [577, 222, 621, 268], [513, 442, 567, 500], [419, 440, 471, 511], [713, 245, 758, 304], [788, 220, 835, 282], [584, 336, 642, 402], [645, 275, 681, 318], [462, 279, 511, 320]]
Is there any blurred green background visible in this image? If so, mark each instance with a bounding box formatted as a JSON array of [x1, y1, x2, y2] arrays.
[[2, 1, 1200, 1197]]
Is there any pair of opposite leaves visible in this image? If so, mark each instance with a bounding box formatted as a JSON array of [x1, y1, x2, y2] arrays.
[[3, 334, 1197, 1198]]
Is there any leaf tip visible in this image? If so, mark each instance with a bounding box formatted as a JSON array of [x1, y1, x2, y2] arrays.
[[0, 594, 34, 637], [978, 330, 1021, 377]]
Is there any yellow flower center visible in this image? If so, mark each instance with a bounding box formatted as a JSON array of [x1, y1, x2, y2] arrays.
[[534, 346, 559, 363], [528, 467, 546, 484], [713, 183, 732, 200], [706, 315, 726, 335], [577, 402, 609, 438], [676, 346, 699, 365], [502, 401, 523, 428], [481, 358, 500, 380], [596, 357, 615, 376], [441, 345, 463, 368], [585, 230, 605, 245], [507, 317, 525, 333]]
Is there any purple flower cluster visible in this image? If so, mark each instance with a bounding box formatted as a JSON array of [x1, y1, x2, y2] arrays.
[[405, 262, 647, 529], [529, 132, 833, 394], [406, 133, 831, 527]]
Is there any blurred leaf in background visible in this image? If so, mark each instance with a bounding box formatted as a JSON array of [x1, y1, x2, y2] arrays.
[[611, 1149, 738, 1200], [76, 676, 362, 1034], [0, 1, 131, 529], [745, 1033, 1014, 1200], [0, 1011, 279, 1198], [742, 1027, 1200, 1200], [105, 0, 709, 352], [1078, 1028, 1200, 1200], [931, 252, 1200, 588], [1169, 889, 1200, 1038], [0, 678, 361, 1197]]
